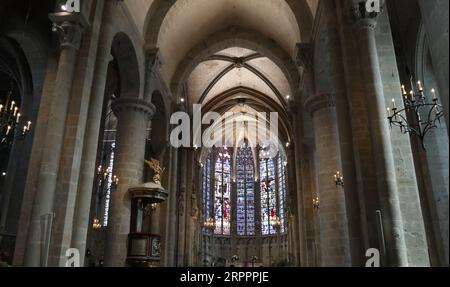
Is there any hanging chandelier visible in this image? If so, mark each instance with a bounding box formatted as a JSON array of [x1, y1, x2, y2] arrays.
[[0, 89, 32, 147], [387, 81, 444, 149]]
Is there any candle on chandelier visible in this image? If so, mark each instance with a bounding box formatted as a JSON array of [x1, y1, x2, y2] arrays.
[[6, 125, 11, 136], [431, 89, 437, 100], [401, 85, 407, 95], [417, 81, 423, 92], [0, 104, 3, 113], [16, 113, 21, 123], [13, 106, 18, 117], [10, 101, 15, 111], [386, 107, 391, 117], [27, 121, 32, 130], [392, 98, 396, 109]]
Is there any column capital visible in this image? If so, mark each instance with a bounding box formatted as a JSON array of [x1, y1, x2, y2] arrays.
[[304, 93, 336, 115], [294, 42, 314, 71], [349, 0, 384, 30], [111, 98, 156, 119], [49, 12, 89, 50]]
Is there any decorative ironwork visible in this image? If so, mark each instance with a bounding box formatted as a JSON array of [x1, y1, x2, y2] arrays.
[[0, 90, 32, 147], [387, 81, 444, 149]]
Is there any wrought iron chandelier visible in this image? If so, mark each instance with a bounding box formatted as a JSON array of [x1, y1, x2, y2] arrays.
[[0, 89, 32, 147], [387, 81, 444, 149]]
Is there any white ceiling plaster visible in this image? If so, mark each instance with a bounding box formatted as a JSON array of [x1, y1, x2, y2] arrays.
[[187, 60, 231, 102], [246, 57, 291, 99], [216, 47, 257, 58], [202, 66, 280, 106]]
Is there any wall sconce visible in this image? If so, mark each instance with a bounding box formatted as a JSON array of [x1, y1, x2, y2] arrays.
[[334, 171, 344, 187], [92, 218, 102, 230], [313, 195, 320, 210]]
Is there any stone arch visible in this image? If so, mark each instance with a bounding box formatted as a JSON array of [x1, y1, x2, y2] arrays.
[[0, 36, 33, 115], [110, 32, 141, 98], [201, 87, 293, 144], [171, 27, 300, 106], [0, 36, 35, 233], [143, 0, 314, 47]]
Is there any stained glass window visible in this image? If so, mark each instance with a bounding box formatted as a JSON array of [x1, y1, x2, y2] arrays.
[[102, 142, 115, 226], [214, 148, 231, 235], [236, 143, 255, 236], [201, 146, 287, 237], [277, 153, 287, 233], [202, 154, 212, 224], [260, 149, 276, 235]]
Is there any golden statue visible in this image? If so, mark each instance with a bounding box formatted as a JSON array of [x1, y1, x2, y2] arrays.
[[145, 158, 165, 185]]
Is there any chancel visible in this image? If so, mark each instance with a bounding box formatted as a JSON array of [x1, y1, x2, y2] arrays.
[[0, 0, 448, 268]]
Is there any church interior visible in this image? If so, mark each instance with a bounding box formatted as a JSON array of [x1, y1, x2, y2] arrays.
[[0, 0, 448, 267]]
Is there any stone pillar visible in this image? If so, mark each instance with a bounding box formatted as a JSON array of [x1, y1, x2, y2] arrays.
[[305, 93, 351, 267], [418, 0, 449, 130], [164, 147, 178, 266], [48, 0, 107, 266], [294, 43, 316, 267], [325, 1, 365, 266], [176, 148, 188, 266], [104, 98, 155, 267], [351, 4, 408, 266], [71, 1, 115, 266], [335, 0, 379, 255], [24, 12, 88, 267]]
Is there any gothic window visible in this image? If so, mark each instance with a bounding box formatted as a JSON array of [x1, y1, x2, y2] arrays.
[[202, 146, 287, 237], [94, 99, 117, 227], [259, 149, 277, 235], [102, 142, 116, 226], [202, 153, 212, 222], [214, 148, 231, 235], [236, 143, 255, 236], [277, 152, 287, 233]]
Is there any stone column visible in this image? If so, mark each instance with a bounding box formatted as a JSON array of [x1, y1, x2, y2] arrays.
[[176, 148, 188, 266], [71, 1, 115, 266], [164, 147, 178, 266], [418, 0, 449, 130], [294, 43, 315, 267], [104, 98, 155, 267], [335, 0, 379, 255], [305, 94, 351, 267], [24, 12, 88, 267], [351, 4, 408, 266], [325, 1, 365, 266]]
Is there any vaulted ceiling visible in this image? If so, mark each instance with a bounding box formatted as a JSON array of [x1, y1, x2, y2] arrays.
[[187, 47, 290, 108], [125, 0, 318, 82], [123, 0, 319, 142]]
